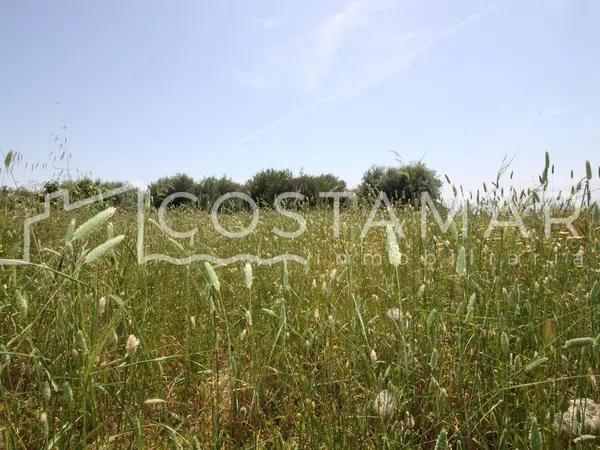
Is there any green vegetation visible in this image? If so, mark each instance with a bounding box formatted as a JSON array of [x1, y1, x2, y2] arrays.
[[0, 154, 599, 448], [36, 162, 437, 211], [358, 162, 443, 204]]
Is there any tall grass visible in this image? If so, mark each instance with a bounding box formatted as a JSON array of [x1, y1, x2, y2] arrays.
[[0, 164, 599, 448]]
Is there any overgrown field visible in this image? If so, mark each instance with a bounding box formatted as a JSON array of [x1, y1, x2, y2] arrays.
[[1, 198, 599, 448]]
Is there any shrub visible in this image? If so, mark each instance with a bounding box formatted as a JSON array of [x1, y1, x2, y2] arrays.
[[148, 173, 197, 207], [41, 178, 137, 207], [196, 176, 244, 210], [358, 162, 441, 204], [293, 173, 347, 206], [245, 169, 295, 206]]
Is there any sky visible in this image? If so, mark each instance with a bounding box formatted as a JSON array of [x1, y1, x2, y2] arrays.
[[1, 0, 599, 195]]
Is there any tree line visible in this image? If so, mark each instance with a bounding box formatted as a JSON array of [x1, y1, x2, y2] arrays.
[[39, 162, 442, 209]]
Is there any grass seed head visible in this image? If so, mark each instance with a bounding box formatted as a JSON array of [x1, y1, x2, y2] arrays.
[[39, 412, 49, 436], [15, 291, 28, 316], [76, 330, 88, 354], [386, 224, 402, 267], [529, 417, 542, 450], [71, 207, 116, 242], [373, 390, 396, 418], [456, 246, 467, 277], [434, 428, 448, 450], [126, 334, 139, 356], [84, 235, 125, 264], [244, 263, 253, 289], [98, 296, 107, 315], [204, 262, 221, 292], [386, 308, 402, 321]]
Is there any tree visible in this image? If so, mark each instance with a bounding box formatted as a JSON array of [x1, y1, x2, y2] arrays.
[[42, 178, 137, 206], [358, 162, 441, 204], [359, 166, 387, 198], [293, 173, 347, 205], [245, 169, 294, 206], [148, 173, 197, 207], [401, 162, 442, 204], [196, 176, 243, 210]]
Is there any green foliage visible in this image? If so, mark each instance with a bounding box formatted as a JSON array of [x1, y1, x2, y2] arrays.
[[41, 178, 136, 206], [245, 169, 295, 206], [292, 172, 347, 205], [148, 174, 244, 210], [359, 162, 442, 203], [0, 192, 598, 448], [245, 169, 347, 207], [148, 173, 197, 207], [196, 176, 243, 210]]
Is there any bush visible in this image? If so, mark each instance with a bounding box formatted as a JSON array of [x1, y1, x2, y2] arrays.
[[402, 162, 443, 204], [245, 169, 295, 206], [359, 162, 442, 204], [42, 178, 137, 207], [293, 173, 347, 206], [148, 173, 197, 207], [196, 176, 244, 210], [245, 170, 348, 207]]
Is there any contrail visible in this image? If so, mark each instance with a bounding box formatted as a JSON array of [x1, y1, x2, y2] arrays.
[[235, 105, 311, 145], [234, 4, 499, 145]]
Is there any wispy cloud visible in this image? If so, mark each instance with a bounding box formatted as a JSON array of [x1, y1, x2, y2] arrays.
[[237, 0, 394, 94], [235, 2, 499, 144], [323, 6, 496, 101], [303, 0, 388, 90]]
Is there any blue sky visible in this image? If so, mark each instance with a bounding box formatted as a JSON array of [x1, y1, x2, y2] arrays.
[[1, 0, 598, 193]]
